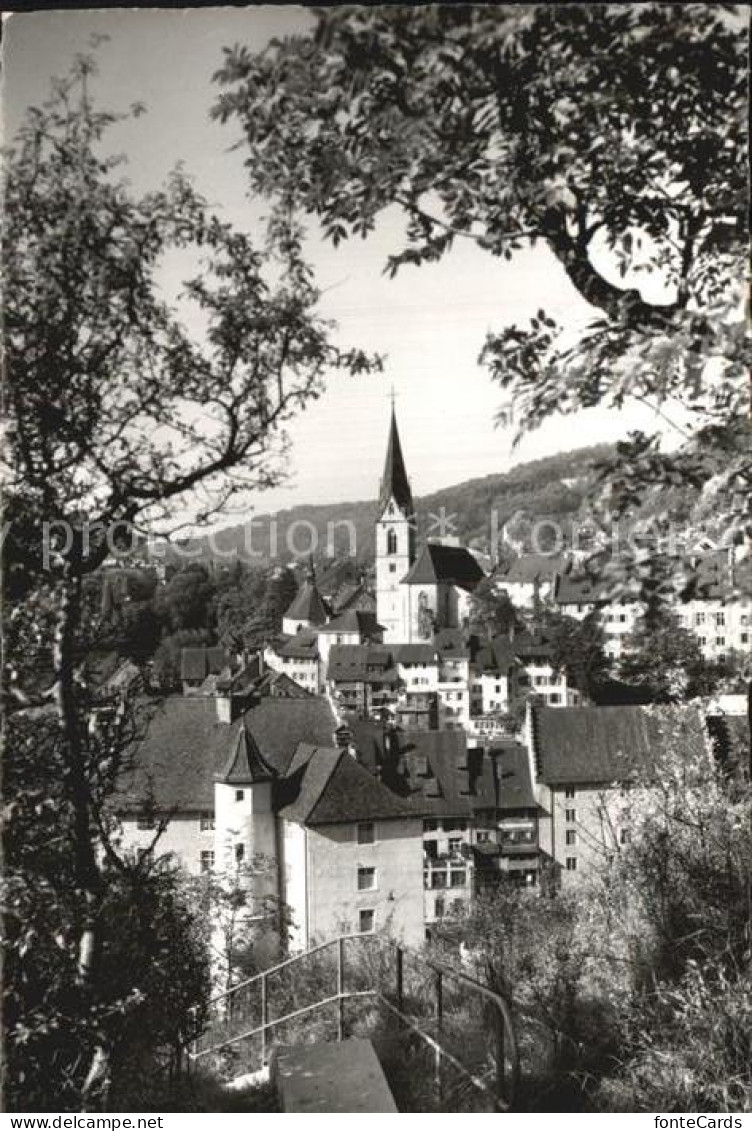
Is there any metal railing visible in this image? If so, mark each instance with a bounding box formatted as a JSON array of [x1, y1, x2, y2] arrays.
[[188, 933, 519, 1111]]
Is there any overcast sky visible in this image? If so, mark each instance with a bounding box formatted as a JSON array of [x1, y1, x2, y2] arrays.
[[3, 5, 671, 524]]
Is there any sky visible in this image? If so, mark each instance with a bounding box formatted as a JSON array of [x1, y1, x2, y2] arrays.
[[2, 5, 672, 526]]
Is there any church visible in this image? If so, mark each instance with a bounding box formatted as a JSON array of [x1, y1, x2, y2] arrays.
[[374, 407, 485, 644]]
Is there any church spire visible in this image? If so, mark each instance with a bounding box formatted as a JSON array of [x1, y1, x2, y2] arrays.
[[378, 407, 413, 517]]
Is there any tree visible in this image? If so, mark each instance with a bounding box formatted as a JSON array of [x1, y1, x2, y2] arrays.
[[619, 601, 715, 702], [155, 565, 217, 634], [539, 609, 611, 699], [214, 5, 749, 543], [468, 576, 520, 636], [3, 54, 375, 1107]]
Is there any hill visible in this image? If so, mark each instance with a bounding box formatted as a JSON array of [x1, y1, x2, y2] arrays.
[[167, 444, 616, 566]]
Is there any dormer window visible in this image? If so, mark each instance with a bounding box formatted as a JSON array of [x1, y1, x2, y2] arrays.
[[387, 528, 397, 555]]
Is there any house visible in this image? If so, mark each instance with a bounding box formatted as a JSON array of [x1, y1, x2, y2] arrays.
[[281, 564, 329, 636], [525, 704, 710, 885], [326, 644, 400, 717], [264, 631, 323, 695], [180, 646, 232, 696], [114, 693, 426, 950]]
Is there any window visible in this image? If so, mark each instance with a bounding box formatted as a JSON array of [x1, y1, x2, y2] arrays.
[[742, 633, 749, 645], [199, 811, 215, 831], [357, 866, 377, 891], [137, 815, 155, 830], [716, 636, 726, 647], [450, 870, 467, 887], [235, 790, 244, 802], [386, 528, 397, 555], [424, 840, 438, 859], [565, 830, 577, 846], [424, 818, 438, 832], [695, 612, 706, 626], [430, 871, 447, 890], [357, 821, 375, 845], [434, 897, 445, 919], [565, 809, 576, 823], [565, 857, 577, 872], [476, 831, 492, 843], [389, 563, 396, 573], [359, 909, 375, 934], [200, 850, 214, 873], [448, 837, 463, 856], [564, 787, 576, 800], [620, 829, 630, 845], [443, 820, 466, 832], [235, 843, 245, 863], [716, 611, 725, 627]]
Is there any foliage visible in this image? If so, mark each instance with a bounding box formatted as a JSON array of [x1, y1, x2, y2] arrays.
[[2, 52, 376, 1110], [2, 711, 211, 1111], [468, 576, 520, 636], [151, 628, 213, 691], [214, 4, 749, 554], [619, 600, 716, 702], [154, 565, 216, 633], [539, 609, 612, 698]]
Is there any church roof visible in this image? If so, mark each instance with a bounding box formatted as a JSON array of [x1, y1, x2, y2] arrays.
[[283, 579, 328, 626], [402, 543, 485, 591], [378, 408, 414, 517]]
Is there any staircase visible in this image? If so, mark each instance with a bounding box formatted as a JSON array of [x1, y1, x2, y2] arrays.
[[187, 933, 519, 1112]]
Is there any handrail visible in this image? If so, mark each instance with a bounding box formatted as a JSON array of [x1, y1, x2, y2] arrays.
[[206, 932, 366, 1008], [190, 932, 519, 1110], [194, 990, 376, 1059]]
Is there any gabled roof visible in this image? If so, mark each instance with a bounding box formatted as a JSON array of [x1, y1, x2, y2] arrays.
[[276, 743, 421, 826], [216, 726, 274, 785], [327, 645, 399, 685], [490, 742, 537, 809], [350, 725, 495, 818], [402, 543, 485, 591], [275, 631, 320, 660], [284, 579, 328, 626], [378, 408, 414, 517], [181, 646, 230, 682], [498, 554, 568, 585], [433, 628, 470, 659], [319, 609, 383, 638], [531, 705, 708, 785], [253, 670, 313, 699], [393, 644, 438, 665], [115, 695, 337, 810], [332, 582, 377, 615]]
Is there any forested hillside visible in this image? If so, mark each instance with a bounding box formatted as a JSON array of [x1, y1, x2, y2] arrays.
[[171, 444, 615, 565]]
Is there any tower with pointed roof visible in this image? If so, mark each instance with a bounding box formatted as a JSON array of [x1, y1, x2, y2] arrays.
[[375, 407, 416, 643], [282, 557, 329, 636]]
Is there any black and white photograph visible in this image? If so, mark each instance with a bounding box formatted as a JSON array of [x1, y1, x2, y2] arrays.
[[2, 2, 750, 1117]]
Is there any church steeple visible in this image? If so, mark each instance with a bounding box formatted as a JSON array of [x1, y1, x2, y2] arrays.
[[378, 407, 414, 518], [375, 406, 415, 643]]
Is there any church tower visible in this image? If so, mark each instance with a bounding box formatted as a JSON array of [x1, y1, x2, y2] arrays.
[[375, 407, 416, 643]]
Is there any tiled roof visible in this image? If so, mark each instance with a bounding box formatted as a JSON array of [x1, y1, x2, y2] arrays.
[[531, 704, 708, 785], [275, 631, 320, 660], [433, 628, 470, 658], [181, 646, 230, 682], [393, 644, 438, 665], [216, 727, 274, 785], [378, 408, 414, 517], [489, 742, 537, 809], [277, 744, 421, 826], [253, 670, 312, 699], [402, 543, 485, 591], [350, 726, 495, 818], [327, 645, 397, 683], [498, 554, 568, 584], [115, 695, 337, 810], [319, 609, 383, 637], [284, 580, 328, 626], [332, 582, 376, 615]]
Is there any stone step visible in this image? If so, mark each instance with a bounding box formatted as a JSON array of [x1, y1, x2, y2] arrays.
[[272, 1038, 399, 1113]]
